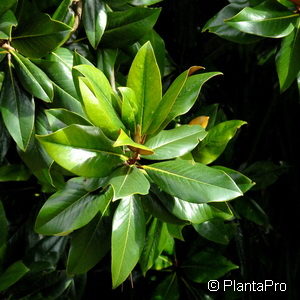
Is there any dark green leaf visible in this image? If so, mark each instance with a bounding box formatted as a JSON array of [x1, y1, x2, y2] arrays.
[[144, 160, 242, 204], [0, 66, 35, 151], [193, 219, 236, 245], [52, 0, 75, 26], [144, 125, 207, 160], [0, 9, 17, 39], [45, 108, 91, 131], [127, 41, 162, 134], [67, 193, 112, 274], [225, 1, 298, 38], [181, 249, 238, 283], [101, 7, 161, 48], [36, 125, 126, 177], [193, 120, 246, 165], [151, 273, 179, 300], [109, 166, 150, 200], [12, 52, 54, 102], [0, 261, 29, 292], [276, 19, 300, 92], [167, 223, 185, 241], [212, 166, 255, 193], [159, 192, 234, 224], [112, 195, 145, 288], [203, 3, 262, 44], [11, 13, 72, 58], [35, 178, 112, 235], [0, 0, 17, 16], [140, 218, 169, 274], [83, 0, 107, 49], [0, 201, 8, 252], [0, 164, 30, 182]]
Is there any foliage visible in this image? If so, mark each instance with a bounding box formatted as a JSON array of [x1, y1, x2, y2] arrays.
[[0, 0, 286, 299], [203, 0, 300, 92]]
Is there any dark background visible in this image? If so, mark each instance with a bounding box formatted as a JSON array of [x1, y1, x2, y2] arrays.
[[155, 0, 299, 299]]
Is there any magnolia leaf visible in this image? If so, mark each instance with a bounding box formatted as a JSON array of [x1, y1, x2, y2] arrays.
[[144, 160, 242, 203], [112, 195, 145, 288]]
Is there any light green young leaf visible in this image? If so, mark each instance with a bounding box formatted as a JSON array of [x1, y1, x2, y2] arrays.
[[276, 19, 300, 92], [109, 166, 150, 200], [83, 0, 107, 49], [127, 41, 162, 134], [143, 125, 207, 160], [67, 193, 112, 274], [119, 87, 137, 134], [35, 178, 112, 235], [11, 51, 54, 102], [36, 125, 126, 177], [113, 129, 154, 154], [0, 67, 35, 151], [143, 160, 242, 203], [157, 72, 222, 132], [0, 261, 29, 292], [193, 120, 247, 165], [112, 195, 145, 288], [147, 66, 203, 134]]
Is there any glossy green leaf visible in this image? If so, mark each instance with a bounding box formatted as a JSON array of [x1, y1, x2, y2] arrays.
[[202, 3, 262, 44], [147, 67, 198, 134], [11, 13, 72, 58], [0, 164, 31, 182], [0, 9, 17, 39], [182, 249, 238, 283], [52, 0, 75, 26], [67, 192, 112, 274], [139, 30, 166, 75], [113, 129, 154, 154], [75, 64, 125, 138], [0, 261, 30, 292], [193, 219, 236, 245], [143, 125, 207, 160], [225, 1, 298, 38], [212, 166, 255, 193], [276, 19, 300, 92], [144, 160, 242, 203], [12, 52, 54, 102], [142, 193, 186, 225], [0, 67, 35, 151], [167, 223, 185, 241], [36, 125, 126, 177], [119, 87, 137, 133], [0, 0, 17, 16], [158, 72, 222, 132], [112, 195, 145, 288], [35, 177, 112, 235], [193, 120, 247, 165], [45, 109, 91, 131], [83, 0, 107, 49], [101, 7, 161, 48], [159, 192, 234, 224], [109, 166, 150, 200], [127, 42, 162, 134], [151, 273, 179, 300], [140, 218, 169, 274]]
